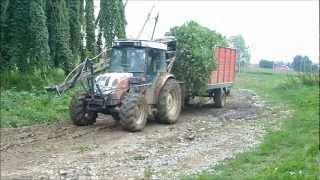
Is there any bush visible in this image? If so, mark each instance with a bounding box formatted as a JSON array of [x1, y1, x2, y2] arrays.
[[167, 21, 228, 95], [298, 73, 319, 86], [278, 73, 319, 89], [0, 69, 65, 91], [259, 59, 274, 69]]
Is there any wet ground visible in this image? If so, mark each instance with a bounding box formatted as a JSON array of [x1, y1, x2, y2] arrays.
[[0, 89, 289, 179]]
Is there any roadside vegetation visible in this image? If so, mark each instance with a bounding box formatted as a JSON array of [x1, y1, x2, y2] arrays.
[[0, 0, 126, 127], [0, 90, 73, 128], [194, 71, 319, 179], [0, 70, 75, 128]]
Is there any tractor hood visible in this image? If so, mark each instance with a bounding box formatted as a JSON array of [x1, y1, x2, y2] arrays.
[[95, 72, 133, 95]]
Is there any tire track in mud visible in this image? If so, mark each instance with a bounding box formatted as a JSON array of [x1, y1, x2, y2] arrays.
[[0, 89, 290, 179]]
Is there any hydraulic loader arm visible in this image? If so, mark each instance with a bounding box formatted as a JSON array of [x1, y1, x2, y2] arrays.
[[45, 59, 89, 95], [45, 67, 82, 95], [45, 58, 108, 95], [46, 49, 111, 95]]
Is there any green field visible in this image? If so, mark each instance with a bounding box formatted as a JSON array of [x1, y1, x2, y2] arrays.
[[193, 72, 319, 179]]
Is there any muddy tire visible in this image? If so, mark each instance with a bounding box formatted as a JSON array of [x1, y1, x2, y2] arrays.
[[70, 93, 97, 126], [119, 94, 148, 132], [214, 89, 226, 108], [111, 113, 120, 121], [156, 79, 182, 124]]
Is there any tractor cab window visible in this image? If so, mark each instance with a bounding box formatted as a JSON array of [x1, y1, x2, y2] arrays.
[[110, 47, 146, 73], [146, 49, 166, 76]]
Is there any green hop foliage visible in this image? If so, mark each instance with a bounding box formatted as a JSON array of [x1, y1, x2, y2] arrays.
[[168, 21, 228, 95]]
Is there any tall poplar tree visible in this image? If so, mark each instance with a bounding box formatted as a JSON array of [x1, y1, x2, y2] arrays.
[[47, 0, 73, 73], [0, 0, 9, 44], [99, 0, 113, 48], [114, 0, 126, 39], [0, 0, 10, 72], [1, 0, 128, 75], [67, 0, 81, 59], [4, 0, 30, 72], [99, 0, 126, 48], [85, 0, 96, 57], [28, 0, 50, 73], [79, 0, 85, 25]]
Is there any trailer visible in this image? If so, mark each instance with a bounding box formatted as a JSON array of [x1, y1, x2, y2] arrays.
[[157, 37, 237, 108], [207, 47, 237, 107]]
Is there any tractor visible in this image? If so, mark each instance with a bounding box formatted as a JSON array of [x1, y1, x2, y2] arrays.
[[48, 38, 182, 131]]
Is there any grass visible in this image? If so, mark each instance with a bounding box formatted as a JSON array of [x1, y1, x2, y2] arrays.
[[191, 72, 319, 179], [0, 89, 74, 128], [0, 69, 77, 128], [245, 67, 275, 75]]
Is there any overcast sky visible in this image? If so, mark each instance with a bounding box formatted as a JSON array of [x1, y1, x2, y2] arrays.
[[95, 0, 319, 64]]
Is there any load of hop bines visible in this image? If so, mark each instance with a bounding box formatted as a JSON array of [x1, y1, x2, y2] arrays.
[[168, 21, 228, 96]]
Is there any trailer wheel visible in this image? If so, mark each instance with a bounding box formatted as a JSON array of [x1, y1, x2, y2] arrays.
[[225, 88, 231, 96], [119, 94, 148, 132], [70, 93, 97, 126], [214, 89, 226, 108], [156, 79, 182, 124]]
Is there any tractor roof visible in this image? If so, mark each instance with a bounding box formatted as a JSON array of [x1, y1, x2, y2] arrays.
[[113, 39, 167, 50]]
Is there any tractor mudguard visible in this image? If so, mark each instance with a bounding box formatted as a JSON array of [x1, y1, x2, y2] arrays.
[[155, 73, 175, 102], [144, 73, 175, 105]]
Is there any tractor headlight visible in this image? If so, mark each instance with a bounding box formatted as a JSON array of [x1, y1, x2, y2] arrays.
[[96, 76, 106, 82], [96, 76, 110, 87]]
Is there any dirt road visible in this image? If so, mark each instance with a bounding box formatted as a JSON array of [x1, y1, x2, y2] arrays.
[[1, 89, 288, 179]]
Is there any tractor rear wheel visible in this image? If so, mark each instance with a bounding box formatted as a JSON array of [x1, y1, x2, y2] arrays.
[[214, 89, 226, 108], [119, 94, 148, 132], [70, 93, 97, 126], [156, 79, 182, 124]]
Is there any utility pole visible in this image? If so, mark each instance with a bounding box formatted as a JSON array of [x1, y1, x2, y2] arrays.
[[303, 58, 306, 73], [137, 5, 155, 39], [151, 12, 159, 40]]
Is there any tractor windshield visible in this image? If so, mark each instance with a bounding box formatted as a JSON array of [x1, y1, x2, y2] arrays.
[[110, 47, 146, 73]]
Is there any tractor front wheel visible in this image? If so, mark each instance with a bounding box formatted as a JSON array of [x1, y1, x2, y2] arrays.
[[70, 93, 97, 126], [156, 79, 182, 124], [119, 94, 148, 132]]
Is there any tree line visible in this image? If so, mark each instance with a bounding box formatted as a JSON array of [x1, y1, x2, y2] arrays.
[[259, 55, 319, 73], [0, 0, 126, 75]]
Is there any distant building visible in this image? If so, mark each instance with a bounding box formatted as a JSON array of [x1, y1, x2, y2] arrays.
[[273, 64, 293, 73]]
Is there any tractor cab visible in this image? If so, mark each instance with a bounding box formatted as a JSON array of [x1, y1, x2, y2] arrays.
[[110, 40, 168, 81]]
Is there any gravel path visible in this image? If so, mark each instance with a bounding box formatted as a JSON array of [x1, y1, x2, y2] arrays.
[[0, 89, 289, 179]]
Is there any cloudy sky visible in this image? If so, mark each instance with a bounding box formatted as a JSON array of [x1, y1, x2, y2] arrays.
[[96, 0, 319, 64]]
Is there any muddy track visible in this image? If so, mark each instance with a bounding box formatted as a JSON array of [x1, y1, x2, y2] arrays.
[[0, 89, 289, 179]]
